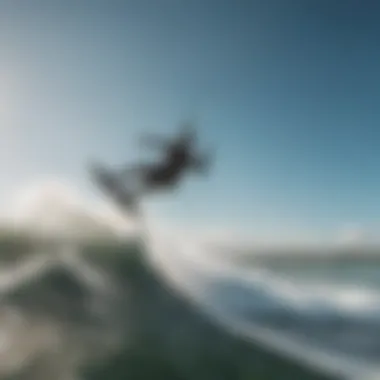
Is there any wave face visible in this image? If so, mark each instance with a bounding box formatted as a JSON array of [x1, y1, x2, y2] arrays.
[[187, 249, 380, 378], [3, 181, 378, 380], [0, 229, 340, 380]]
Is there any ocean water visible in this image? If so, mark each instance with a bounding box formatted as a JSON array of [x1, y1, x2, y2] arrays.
[[149, 237, 380, 379], [189, 250, 380, 379], [0, 229, 377, 380], [252, 261, 380, 360]]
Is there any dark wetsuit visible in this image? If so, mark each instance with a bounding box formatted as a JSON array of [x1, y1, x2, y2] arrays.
[[144, 142, 193, 187]]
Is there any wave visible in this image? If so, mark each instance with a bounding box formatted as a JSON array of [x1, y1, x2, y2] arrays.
[[0, 223, 378, 380], [152, 235, 380, 319], [202, 265, 380, 320], [147, 236, 380, 377]]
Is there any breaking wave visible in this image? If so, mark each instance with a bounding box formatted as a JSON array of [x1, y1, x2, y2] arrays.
[[0, 183, 379, 380]]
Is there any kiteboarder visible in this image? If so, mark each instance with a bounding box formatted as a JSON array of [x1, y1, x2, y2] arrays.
[[129, 123, 209, 192], [89, 123, 212, 214]]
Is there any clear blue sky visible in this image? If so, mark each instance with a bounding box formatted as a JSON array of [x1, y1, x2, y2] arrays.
[[1, 0, 380, 238]]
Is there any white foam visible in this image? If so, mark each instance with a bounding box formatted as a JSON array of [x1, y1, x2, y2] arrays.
[[164, 238, 380, 319], [148, 237, 380, 379]]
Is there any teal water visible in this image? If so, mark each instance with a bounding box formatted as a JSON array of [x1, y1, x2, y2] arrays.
[[0, 233, 336, 380], [220, 255, 380, 374]]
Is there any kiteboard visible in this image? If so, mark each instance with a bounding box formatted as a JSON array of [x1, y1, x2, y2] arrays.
[[88, 162, 140, 217]]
